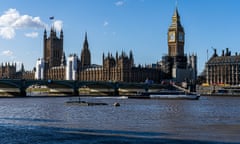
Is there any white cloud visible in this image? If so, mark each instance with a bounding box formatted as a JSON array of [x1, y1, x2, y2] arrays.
[[25, 32, 38, 38], [0, 27, 15, 39], [0, 9, 19, 27], [0, 8, 46, 39], [53, 20, 63, 32], [115, 1, 125, 6], [12, 15, 45, 28], [103, 21, 109, 27], [1, 50, 13, 57]]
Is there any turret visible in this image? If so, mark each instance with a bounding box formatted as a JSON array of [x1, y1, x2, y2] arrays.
[[44, 29, 47, 40], [116, 51, 119, 63], [213, 48, 217, 57], [50, 27, 56, 38], [80, 32, 91, 67], [60, 29, 63, 40], [102, 53, 105, 65], [129, 50, 134, 67], [83, 32, 88, 49], [20, 63, 25, 72]]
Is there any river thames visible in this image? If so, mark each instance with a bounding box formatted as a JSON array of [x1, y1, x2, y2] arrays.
[[0, 96, 239, 144]]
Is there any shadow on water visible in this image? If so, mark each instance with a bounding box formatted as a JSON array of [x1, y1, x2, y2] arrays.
[[0, 120, 239, 144], [0, 117, 62, 123]]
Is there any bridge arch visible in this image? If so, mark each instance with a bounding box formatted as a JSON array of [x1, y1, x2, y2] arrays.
[[0, 79, 80, 96], [0, 80, 21, 88], [0, 79, 26, 96], [77, 81, 118, 96]]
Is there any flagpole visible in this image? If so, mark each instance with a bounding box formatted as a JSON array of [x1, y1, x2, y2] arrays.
[[207, 49, 208, 61], [49, 16, 54, 30]]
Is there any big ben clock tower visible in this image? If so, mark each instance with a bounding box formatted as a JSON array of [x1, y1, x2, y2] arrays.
[[167, 7, 187, 69], [168, 7, 185, 57], [161, 6, 197, 82]]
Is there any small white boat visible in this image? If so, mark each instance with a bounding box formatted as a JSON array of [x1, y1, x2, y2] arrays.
[[149, 92, 200, 100], [129, 91, 200, 100]]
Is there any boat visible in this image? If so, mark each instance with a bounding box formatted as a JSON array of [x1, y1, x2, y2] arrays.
[[65, 98, 108, 106], [202, 85, 240, 97], [149, 91, 200, 100], [128, 91, 200, 100]]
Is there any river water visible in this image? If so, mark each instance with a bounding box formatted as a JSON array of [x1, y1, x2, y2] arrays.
[[0, 96, 239, 144]]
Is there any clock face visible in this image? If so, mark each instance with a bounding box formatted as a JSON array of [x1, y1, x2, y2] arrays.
[[178, 32, 184, 41], [169, 32, 175, 42]]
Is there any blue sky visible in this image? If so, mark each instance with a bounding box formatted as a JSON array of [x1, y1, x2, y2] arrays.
[[0, 0, 239, 74]]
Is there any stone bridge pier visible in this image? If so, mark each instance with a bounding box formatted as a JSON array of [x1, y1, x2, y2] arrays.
[[0, 79, 171, 96]]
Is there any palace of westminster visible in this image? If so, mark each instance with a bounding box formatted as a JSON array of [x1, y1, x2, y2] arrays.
[[0, 8, 199, 83]]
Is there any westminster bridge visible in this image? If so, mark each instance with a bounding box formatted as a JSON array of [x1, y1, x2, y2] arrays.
[[0, 79, 174, 96]]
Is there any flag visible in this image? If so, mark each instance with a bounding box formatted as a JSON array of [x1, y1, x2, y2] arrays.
[[49, 16, 54, 20]]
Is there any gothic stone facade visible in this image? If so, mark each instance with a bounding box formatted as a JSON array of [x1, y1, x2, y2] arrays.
[[0, 63, 17, 79], [79, 52, 162, 83], [40, 29, 162, 82]]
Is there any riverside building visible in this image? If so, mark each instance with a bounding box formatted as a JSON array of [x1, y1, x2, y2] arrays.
[[206, 48, 240, 85]]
